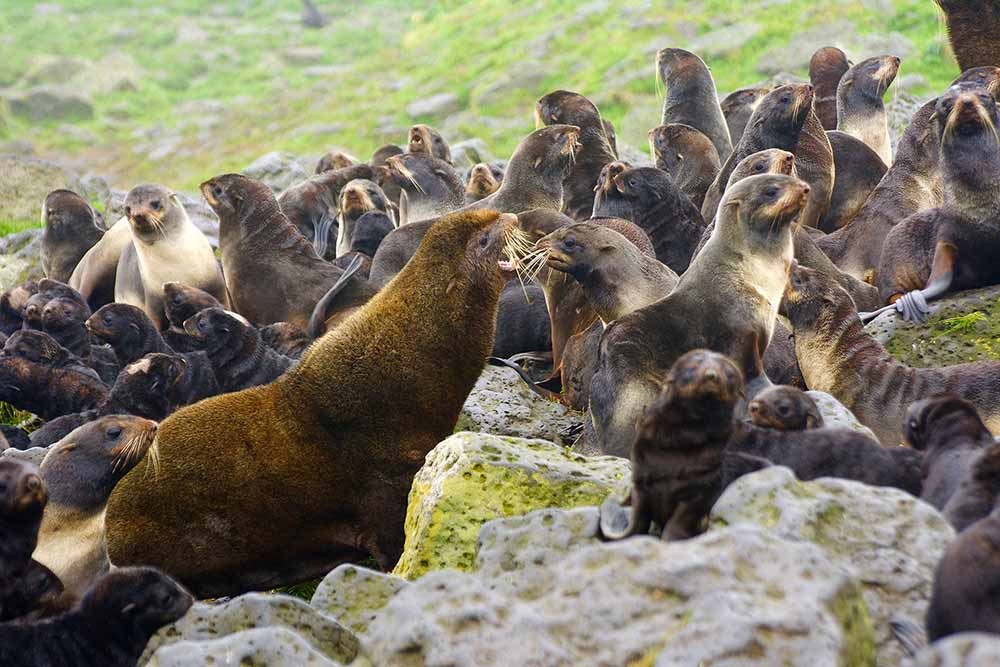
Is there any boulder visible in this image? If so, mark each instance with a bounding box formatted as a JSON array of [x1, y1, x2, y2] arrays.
[[457, 366, 584, 445], [142, 593, 359, 665], [865, 285, 1000, 367], [392, 432, 629, 579], [0, 229, 44, 288], [5, 86, 94, 122], [687, 23, 763, 58], [71, 52, 141, 96], [311, 564, 409, 636], [450, 138, 496, 171], [369, 526, 876, 666], [907, 634, 1000, 666], [808, 390, 878, 439], [1, 445, 50, 467], [20, 55, 88, 87], [282, 47, 327, 67], [146, 628, 347, 667], [470, 65, 548, 108], [0, 154, 82, 223], [242, 151, 310, 193], [406, 93, 461, 118], [710, 466, 954, 666]]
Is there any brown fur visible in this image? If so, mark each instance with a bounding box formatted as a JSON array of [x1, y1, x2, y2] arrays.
[[810, 47, 851, 130], [657, 48, 732, 161], [936, 0, 1000, 72]]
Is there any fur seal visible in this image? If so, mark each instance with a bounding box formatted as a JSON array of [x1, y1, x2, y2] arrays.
[[40, 190, 104, 283], [333, 209, 395, 279], [748, 385, 823, 430], [314, 150, 358, 173], [206, 173, 375, 328], [0, 566, 193, 667], [591, 160, 633, 220], [106, 210, 519, 596], [383, 155, 462, 226], [115, 184, 227, 329], [161, 281, 221, 351], [491, 283, 552, 359], [935, 0, 1000, 72], [68, 216, 132, 310], [0, 357, 108, 420], [41, 297, 118, 384], [819, 130, 888, 232], [907, 395, 993, 511], [941, 443, 1000, 532], [260, 322, 311, 358], [784, 263, 1000, 445], [647, 123, 721, 210], [656, 47, 732, 161], [535, 90, 617, 220], [86, 303, 172, 367], [720, 87, 771, 147], [34, 416, 158, 599], [810, 46, 851, 130], [465, 163, 504, 203], [407, 123, 452, 164], [2, 330, 98, 380], [336, 178, 393, 256], [0, 280, 38, 335], [591, 174, 807, 456], [836, 55, 901, 166]]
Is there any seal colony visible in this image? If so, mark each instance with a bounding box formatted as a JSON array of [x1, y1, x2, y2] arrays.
[[1, 4, 1000, 662]]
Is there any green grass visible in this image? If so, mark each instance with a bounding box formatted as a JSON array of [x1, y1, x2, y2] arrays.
[[1, 0, 960, 191], [0, 220, 42, 236]]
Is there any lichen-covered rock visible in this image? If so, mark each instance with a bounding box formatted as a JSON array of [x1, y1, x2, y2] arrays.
[[906, 633, 1000, 667], [406, 93, 461, 118], [476, 506, 601, 579], [0, 154, 82, 223], [145, 627, 347, 667], [808, 390, 878, 440], [392, 432, 629, 579], [141, 593, 359, 665], [5, 86, 94, 122], [0, 229, 44, 288], [2, 446, 50, 467], [457, 366, 584, 445], [865, 285, 1000, 366], [710, 466, 954, 666], [311, 564, 409, 636], [242, 151, 310, 193], [369, 526, 876, 666]]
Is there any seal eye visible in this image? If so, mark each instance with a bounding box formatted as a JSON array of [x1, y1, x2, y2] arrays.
[[107, 426, 123, 440], [764, 187, 779, 199], [754, 163, 764, 172], [103, 315, 113, 326], [478, 234, 489, 248], [780, 95, 791, 104], [150, 200, 161, 211], [629, 179, 637, 188], [909, 418, 919, 432], [124, 206, 131, 218], [563, 237, 576, 248], [777, 403, 792, 417], [213, 185, 223, 197]]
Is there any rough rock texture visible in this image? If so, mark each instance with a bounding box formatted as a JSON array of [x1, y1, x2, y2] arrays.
[[865, 286, 1000, 367], [370, 526, 876, 666], [142, 593, 359, 665], [1, 445, 49, 467], [457, 366, 584, 445], [808, 390, 879, 440], [311, 564, 409, 636], [5, 86, 94, 122], [711, 466, 954, 666], [0, 154, 82, 222], [146, 628, 347, 667], [392, 432, 629, 579], [242, 151, 310, 192], [0, 229, 44, 288], [907, 634, 1000, 667], [406, 93, 461, 118], [450, 138, 495, 171]]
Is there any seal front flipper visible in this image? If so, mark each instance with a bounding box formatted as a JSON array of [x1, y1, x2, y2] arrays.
[[306, 254, 367, 338], [487, 356, 567, 404], [892, 241, 957, 323]]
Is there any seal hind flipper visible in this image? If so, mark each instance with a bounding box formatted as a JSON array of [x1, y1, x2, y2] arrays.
[[598, 491, 651, 540], [889, 614, 927, 658], [312, 210, 336, 259], [487, 356, 567, 404], [307, 254, 366, 339]]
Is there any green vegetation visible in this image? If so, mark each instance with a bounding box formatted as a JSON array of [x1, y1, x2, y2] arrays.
[[1, 0, 958, 191]]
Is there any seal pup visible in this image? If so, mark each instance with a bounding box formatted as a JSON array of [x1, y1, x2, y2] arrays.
[[491, 282, 552, 360], [0, 566, 193, 667], [40, 190, 104, 283], [784, 263, 1000, 445], [23, 278, 89, 333], [0, 356, 108, 420], [0, 280, 38, 335], [114, 184, 227, 329], [590, 174, 807, 456], [86, 303, 173, 367], [935, 0, 1000, 72], [535, 90, 618, 220], [942, 444, 1000, 532], [41, 296, 118, 384], [836, 55, 901, 166], [68, 216, 132, 310], [465, 163, 504, 203], [748, 385, 823, 430], [647, 123, 720, 210], [205, 173, 376, 328], [161, 281, 222, 352], [720, 88, 772, 147], [407, 123, 452, 164], [810, 46, 851, 130], [656, 47, 732, 161], [260, 322, 311, 358], [907, 395, 994, 510], [383, 155, 462, 226], [2, 330, 98, 380], [34, 416, 159, 600], [106, 210, 519, 596]]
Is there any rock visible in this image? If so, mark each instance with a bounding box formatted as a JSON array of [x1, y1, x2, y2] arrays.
[[71, 52, 141, 96], [175, 191, 220, 247], [457, 366, 584, 445], [0, 154, 82, 223], [471, 65, 548, 108], [242, 151, 310, 193], [450, 138, 496, 171], [807, 390, 878, 439], [614, 141, 654, 167], [865, 285, 1000, 366], [311, 565, 409, 636], [687, 23, 762, 58], [369, 526, 875, 666], [711, 466, 954, 666], [907, 634, 1000, 666], [392, 432, 629, 579], [77, 174, 111, 214], [475, 506, 601, 579], [2, 446, 50, 467], [0, 227, 44, 287], [146, 628, 347, 667], [406, 93, 461, 118], [302, 65, 353, 78], [5, 86, 94, 122], [20, 55, 88, 87], [142, 593, 359, 665], [282, 47, 327, 67]]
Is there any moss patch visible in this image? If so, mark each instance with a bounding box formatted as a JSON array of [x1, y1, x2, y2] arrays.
[[833, 583, 877, 667], [876, 293, 1000, 366]]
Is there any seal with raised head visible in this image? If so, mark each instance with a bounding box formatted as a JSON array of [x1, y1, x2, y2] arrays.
[[407, 123, 452, 164], [785, 263, 1000, 445], [314, 150, 358, 174], [114, 184, 228, 329], [34, 416, 158, 599], [383, 154, 462, 226], [41, 190, 104, 284], [720, 87, 771, 147], [464, 162, 504, 203], [647, 123, 720, 210], [836, 55, 901, 166], [748, 385, 823, 430], [656, 47, 732, 161], [106, 210, 520, 596], [335, 177, 394, 256], [591, 160, 633, 220], [809, 46, 851, 130], [591, 174, 807, 456], [819, 130, 888, 232]]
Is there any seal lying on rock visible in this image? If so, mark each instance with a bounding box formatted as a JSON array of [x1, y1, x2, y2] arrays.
[[748, 385, 824, 430]]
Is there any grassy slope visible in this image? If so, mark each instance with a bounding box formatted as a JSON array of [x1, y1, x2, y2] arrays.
[[1, 0, 957, 213]]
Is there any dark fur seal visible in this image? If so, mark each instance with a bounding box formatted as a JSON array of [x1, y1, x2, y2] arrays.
[[87, 303, 172, 367], [336, 177, 393, 256], [2, 330, 98, 380], [810, 46, 851, 130], [647, 123, 720, 210], [721, 88, 771, 147], [935, 0, 1000, 73], [41, 297, 118, 384], [941, 443, 1000, 532], [837, 55, 901, 166], [785, 263, 1000, 445], [0, 566, 192, 667], [184, 308, 293, 392], [656, 47, 732, 161], [68, 216, 131, 310], [748, 385, 823, 430], [206, 173, 376, 328], [591, 174, 807, 456], [35, 416, 159, 599], [0, 280, 38, 335], [820, 130, 888, 232], [383, 155, 462, 226], [106, 210, 518, 597], [41, 189, 104, 283], [333, 210, 395, 279], [492, 283, 552, 359], [907, 395, 993, 511], [23, 278, 88, 332], [0, 357, 108, 420], [591, 160, 633, 220], [260, 322, 311, 358], [536, 90, 618, 220], [314, 150, 357, 173], [407, 123, 452, 164], [465, 163, 504, 203]]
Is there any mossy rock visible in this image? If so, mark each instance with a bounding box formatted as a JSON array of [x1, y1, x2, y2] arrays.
[[310, 565, 409, 636]]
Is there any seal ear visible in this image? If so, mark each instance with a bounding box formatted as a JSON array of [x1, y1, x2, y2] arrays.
[[121, 602, 137, 615], [533, 156, 544, 169]]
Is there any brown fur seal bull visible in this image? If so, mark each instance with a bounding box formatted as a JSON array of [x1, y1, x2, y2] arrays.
[[720, 88, 771, 147], [41, 190, 104, 284], [837, 55, 901, 166], [935, 0, 1000, 72], [591, 174, 807, 456], [205, 173, 376, 328], [656, 47, 732, 161], [647, 123, 720, 210], [810, 46, 851, 130], [106, 210, 519, 597], [748, 385, 823, 430], [784, 263, 1000, 445]]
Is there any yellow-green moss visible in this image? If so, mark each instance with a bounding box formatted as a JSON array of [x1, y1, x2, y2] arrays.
[[833, 583, 877, 667]]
